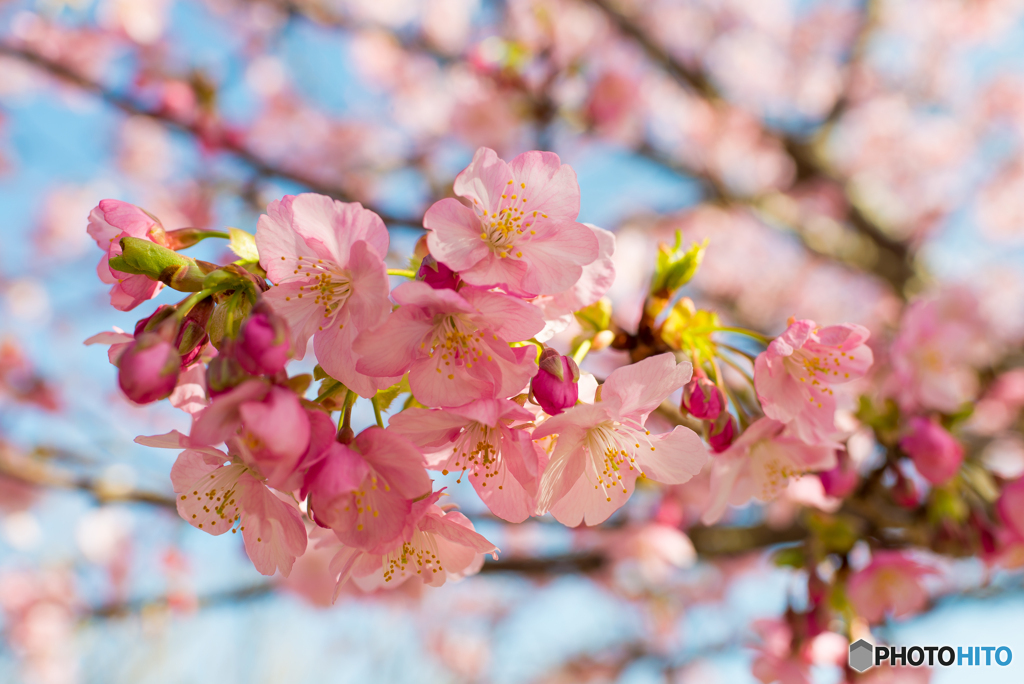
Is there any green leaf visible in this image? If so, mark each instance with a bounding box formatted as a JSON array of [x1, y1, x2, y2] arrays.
[[228, 227, 260, 262], [574, 298, 613, 333], [375, 376, 410, 412], [313, 365, 328, 381], [772, 546, 806, 569], [650, 235, 708, 297]]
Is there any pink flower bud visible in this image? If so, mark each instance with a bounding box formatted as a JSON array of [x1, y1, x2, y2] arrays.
[[708, 413, 735, 452], [899, 416, 964, 485], [530, 348, 580, 415], [819, 451, 858, 498], [996, 478, 1024, 540], [117, 333, 180, 404], [682, 376, 723, 420], [417, 255, 459, 290], [235, 308, 291, 376]]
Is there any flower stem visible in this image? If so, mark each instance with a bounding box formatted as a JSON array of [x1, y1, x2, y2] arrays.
[[387, 268, 416, 278], [315, 379, 344, 403], [712, 326, 771, 344], [572, 338, 592, 365], [371, 395, 385, 428]]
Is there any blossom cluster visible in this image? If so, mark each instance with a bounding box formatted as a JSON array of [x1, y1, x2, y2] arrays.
[[85, 148, 725, 593]]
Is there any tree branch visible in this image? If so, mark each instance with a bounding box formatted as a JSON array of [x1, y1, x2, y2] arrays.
[[0, 43, 410, 225]]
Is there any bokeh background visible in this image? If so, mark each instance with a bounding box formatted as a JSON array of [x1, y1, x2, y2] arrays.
[[1, 0, 1024, 682]]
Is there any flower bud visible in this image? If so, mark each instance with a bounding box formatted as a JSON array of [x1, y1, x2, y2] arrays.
[[899, 416, 964, 485], [177, 298, 213, 367], [682, 376, 723, 420], [205, 353, 249, 396], [235, 306, 291, 376], [117, 333, 180, 404], [417, 255, 459, 291], [819, 451, 858, 498], [708, 413, 735, 453], [530, 348, 580, 415]]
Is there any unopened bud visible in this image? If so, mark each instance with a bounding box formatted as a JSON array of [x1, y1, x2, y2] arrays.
[[708, 412, 735, 453], [205, 353, 249, 396], [417, 255, 459, 291], [117, 333, 180, 404], [235, 305, 292, 375], [682, 376, 723, 420], [177, 298, 213, 367], [819, 451, 858, 498], [530, 348, 580, 416], [900, 416, 963, 485]]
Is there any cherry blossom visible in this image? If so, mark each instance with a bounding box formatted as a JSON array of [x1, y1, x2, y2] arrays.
[[533, 353, 708, 526], [354, 281, 543, 408], [388, 399, 544, 522], [87, 199, 167, 311], [303, 427, 431, 553], [754, 319, 873, 445], [702, 418, 837, 525], [137, 431, 307, 576], [423, 147, 600, 296], [328, 491, 497, 593], [256, 193, 394, 397], [846, 551, 936, 623]]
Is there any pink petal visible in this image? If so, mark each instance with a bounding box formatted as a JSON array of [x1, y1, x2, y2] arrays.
[[190, 379, 270, 446], [460, 287, 545, 342], [239, 477, 308, 576], [516, 220, 599, 295], [262, 278, 325, 360], [355, 427, 431, 500], [354, 307, 434, 378], [424, 198, 490, 272], [602, 353, 693, 422], [636, 427, 708, 485], [452, 147, 514, 211], [508, 150, 581, 221]]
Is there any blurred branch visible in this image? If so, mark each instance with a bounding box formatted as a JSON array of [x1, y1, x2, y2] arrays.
[[584, 0, 914, 294], [86, 582, 275, 620], [0, 43, 410, 225]]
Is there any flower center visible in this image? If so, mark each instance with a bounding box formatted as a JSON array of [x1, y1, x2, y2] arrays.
[[282, 256, 353, 328], [382, 529, 444, 582], [584, 420, 654, 501], [474, 179, 547, 259], [424, 314, 493, 381], [442, 422, 508, 489]]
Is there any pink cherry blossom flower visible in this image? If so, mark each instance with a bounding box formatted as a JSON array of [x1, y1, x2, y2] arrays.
[[256, 193, 394, 397], [888, 288, 993, 413], [900, 417, 964, 485], [354, 281, 543, 408], [702, 418, 837, 525], [754, 319, 873, 445], [847, 551, 936, 623], [136, 431, 306, 577], [388, 399, 545, 522], [188, 381, 320, 491], [87, 199, 168, 311], [423, 147, 600, 296], [328, 491, 497, 593], [532, 353, 708, 527], [750, 619, 811, 684], [303, 427, 431, 553]]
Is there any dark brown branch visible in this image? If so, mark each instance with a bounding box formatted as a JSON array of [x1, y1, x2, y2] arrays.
[[86, 582, 275, 620]]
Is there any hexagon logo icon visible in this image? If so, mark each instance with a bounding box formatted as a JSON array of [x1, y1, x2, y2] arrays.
[[849, 639, 874, 672]]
